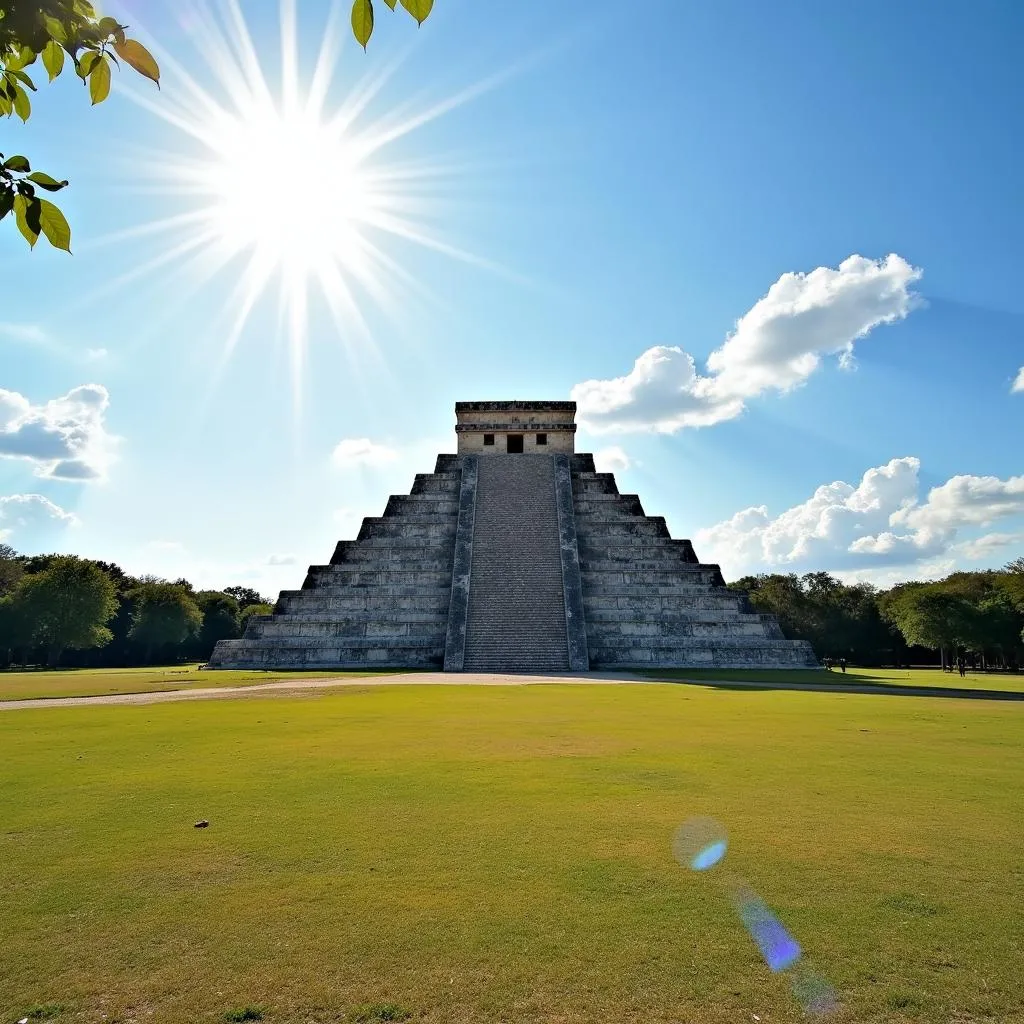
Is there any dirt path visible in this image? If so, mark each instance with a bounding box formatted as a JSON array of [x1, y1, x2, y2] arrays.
[[0, 671, 646, 710]]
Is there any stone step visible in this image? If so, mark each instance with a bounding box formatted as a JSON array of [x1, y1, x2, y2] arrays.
[[208, 639, 443, 669], [383, 494, 460, 517], [590, 642, 818, 668], [570, 454, 596, 473], [587, 619, 776, 639], [573, 494, 645, 517], [252, 618, 447, 639], [327, 553, 452, 571], [357, 518, 458, 541], [411, 472, 462, 494], [277, 593, 450, 614], [302, 568, 451, 588], [575, 518, 670, 539], [577, 539, 700, 563], [571, 473, 619, 495], [584, 594, 749, 612], [434, 454, 461, 473], [584, 607, 768, 624], [581, 568, 723, 586]]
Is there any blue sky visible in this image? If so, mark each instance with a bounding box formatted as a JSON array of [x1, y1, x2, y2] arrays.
[[2, 0, 1022, 595]]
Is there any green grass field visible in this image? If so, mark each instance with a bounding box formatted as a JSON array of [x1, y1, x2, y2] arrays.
[[2, 683, 1023, 1023], [0, 666, 400, 702]]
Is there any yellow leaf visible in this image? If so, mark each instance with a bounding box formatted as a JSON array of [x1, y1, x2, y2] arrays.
[[89, 58, 111, 105], [400, 0, 433, 24], [39, 199, 72, 253], [112, 38, 160, 87], [351, 0, 374, 48], [12, 194, 40, 248]]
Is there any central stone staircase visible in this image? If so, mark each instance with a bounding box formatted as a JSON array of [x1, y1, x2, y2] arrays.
[[462, 456, 570, 672]]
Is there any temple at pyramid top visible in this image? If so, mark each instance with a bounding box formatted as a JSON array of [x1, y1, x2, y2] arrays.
[[455, 400, 577, 455], [209, 398, 817, 673]]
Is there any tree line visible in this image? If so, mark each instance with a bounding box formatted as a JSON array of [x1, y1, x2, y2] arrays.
[[1, 543, 1022, 671], [731, 561, 1024, 671], [0, 545, 273, 669]]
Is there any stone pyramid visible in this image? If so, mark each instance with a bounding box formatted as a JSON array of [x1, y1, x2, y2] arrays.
[[209, 401, 817, 672]]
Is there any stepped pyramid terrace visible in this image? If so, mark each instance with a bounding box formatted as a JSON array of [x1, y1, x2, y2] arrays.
[[209, 401, 817, 672]]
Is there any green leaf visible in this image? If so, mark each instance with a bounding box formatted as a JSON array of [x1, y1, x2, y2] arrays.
[[10, 69, 37, 91], [89, 58, 110, 104], [97, 17, 121, 37], [399, 0, 433, 24], [44, 17, 68, 45], [12, 194, 40, 247], [42, 40, 65, 82], [39, 199, 72, 252], [351, 0, 374, 49], [11, 85, 31, 122], [111, 39, 160, 86], [77, 50, 101, 79], [3, 155, 30, 172], [381, 0, 397, 7], [27, 171, 69, 192], [0, 190, 14, 221]]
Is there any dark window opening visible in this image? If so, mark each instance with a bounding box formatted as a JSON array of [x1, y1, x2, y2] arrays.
[[536, 433, 548, 446], [483, 433, 495, 446], [506, 434, 524, 454]]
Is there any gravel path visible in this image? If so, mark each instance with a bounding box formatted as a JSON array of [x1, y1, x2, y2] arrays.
[[0, 671, 646, 711]]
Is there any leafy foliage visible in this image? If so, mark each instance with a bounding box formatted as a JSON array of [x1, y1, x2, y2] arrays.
[[239, 602, 274, 629], [13, 554, 117, 665], [0, 0, 160, 251], [128, 581, 202, 655], [349, 0, 433, 50]]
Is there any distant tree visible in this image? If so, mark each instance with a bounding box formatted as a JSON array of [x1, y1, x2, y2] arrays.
[[879, 585, 974, 670], [0, 593, 28, 665], [1005, 557, 1024, 574], [1, 0, 160, 251], [128, 582, 201, 663], [0, 542, 25, 596], [349, 0, 433, 50], [194, 590, 240, 655], [224, 586, 270, 611], [239, 602, 274, 629], [14, 554, 118, 666]]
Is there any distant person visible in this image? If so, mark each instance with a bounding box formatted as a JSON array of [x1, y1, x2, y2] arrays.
[[823, 657, 832, 671], [839, 658, 847, 673], [958, 658, 966, 678]]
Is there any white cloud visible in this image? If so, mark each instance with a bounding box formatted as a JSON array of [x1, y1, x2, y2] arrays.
[[0, 494, 78, 542], [0, 384, 116, 480], [695, 458, 1024, 578], [331, 437, 399, 468], [86, 348, 109, 361], [266, 553, 297, 565], [0, 323, 47, 344], [1012, 367, 1024, 394], [955, 532, 1024, 560], [593, 446, 632, 473], [573, 254, 922, 433]]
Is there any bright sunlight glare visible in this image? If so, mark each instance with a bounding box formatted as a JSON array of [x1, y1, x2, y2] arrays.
[[106, 0, 509, 399]]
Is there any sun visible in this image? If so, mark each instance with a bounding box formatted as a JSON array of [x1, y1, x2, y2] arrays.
[[108, 0, 501, 393], [205, 102, 372, 274]]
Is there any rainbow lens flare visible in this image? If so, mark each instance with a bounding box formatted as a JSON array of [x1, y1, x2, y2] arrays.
[[672, 817, 728, 871], [732, 886, 802, 972]]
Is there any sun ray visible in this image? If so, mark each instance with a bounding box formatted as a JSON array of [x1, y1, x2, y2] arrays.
[[104, 0, 534, 400]]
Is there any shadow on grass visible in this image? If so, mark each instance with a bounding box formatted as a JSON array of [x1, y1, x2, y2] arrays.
[[653, 674, 1024, 702]]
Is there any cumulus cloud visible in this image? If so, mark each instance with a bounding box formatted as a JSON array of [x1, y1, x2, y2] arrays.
[[695, 458, 1024, 577], [593, 446, 632, 473], [1012, 367, 1024, 394], [955, 533, 1024, 559], [0, 384, 116, 480], [573, 254, 922, 433], [331, 438, 399, 468], [0, 494, 78, 541]]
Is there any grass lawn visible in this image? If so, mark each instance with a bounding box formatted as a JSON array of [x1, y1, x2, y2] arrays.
[[2, 684, 1022, 1024], [645, 666, 1024, 694], [0, 666, 403, 702]]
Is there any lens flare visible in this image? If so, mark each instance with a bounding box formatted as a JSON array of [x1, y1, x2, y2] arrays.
[[731, 886, 802, 972], [672, 817, 728, 871]]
